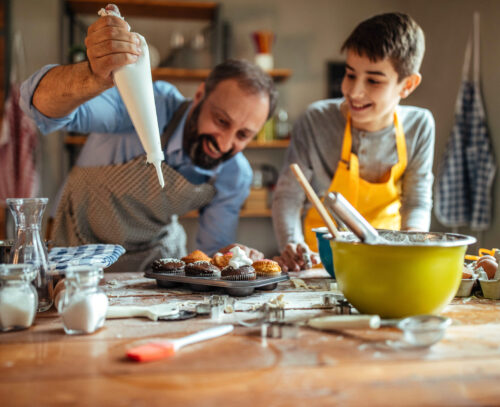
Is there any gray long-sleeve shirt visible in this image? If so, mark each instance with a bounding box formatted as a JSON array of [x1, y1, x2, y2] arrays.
[[272, 99, 435, 251]]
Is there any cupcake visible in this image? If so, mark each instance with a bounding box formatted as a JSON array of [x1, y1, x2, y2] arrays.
[[182, 250, 212, 264], [221, 264, 256, 281], [185, 261, 221, 278], [252, 259, 282, 277], [212, 252, 233, 268], [151, 258, 185, 275]]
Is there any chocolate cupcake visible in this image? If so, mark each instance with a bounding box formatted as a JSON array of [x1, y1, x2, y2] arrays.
[[221, 265, 256, 281], [185, 261, 221, 278], [151, 258, 185, 275]]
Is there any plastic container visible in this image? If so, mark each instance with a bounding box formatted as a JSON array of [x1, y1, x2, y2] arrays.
[[58, 265, 108, 335], [0, 264, 38, 331], [312, 227, 335, 278]]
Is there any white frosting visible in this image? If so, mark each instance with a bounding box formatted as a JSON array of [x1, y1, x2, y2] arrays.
[[228, 246, 253, 268], [0, 287, 36, 330]]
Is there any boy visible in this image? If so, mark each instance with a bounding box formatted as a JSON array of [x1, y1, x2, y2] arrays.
[[272, 12, 434, 271]]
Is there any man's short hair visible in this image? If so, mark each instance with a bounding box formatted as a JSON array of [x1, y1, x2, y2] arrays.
[[205, 58, 278, 119], [341, 12, 425, 81]]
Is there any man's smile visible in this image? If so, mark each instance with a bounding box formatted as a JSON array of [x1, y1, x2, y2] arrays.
[[203, 137, 222, 158]]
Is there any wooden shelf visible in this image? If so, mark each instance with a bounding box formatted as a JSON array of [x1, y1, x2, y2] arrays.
[[182, 208, 272, 218], [247, 139, 289, 148], [65, 134, 289, 149], [152, 67, 292, 83], [65, 0, 219, 21]]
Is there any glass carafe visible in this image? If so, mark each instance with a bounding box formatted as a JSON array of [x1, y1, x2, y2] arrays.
[[6, 198, 53, 312]]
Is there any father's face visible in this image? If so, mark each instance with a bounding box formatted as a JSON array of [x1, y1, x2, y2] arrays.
[[183, 79, 270, 169]]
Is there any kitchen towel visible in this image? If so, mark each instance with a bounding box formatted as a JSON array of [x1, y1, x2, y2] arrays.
[[0, 32, 40, 201], [435, 12, 496, 230], [49, 244, 126, 271]]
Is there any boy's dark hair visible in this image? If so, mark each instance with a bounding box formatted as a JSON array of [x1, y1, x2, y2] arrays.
[[204, 58, 278, 119], [341, 12, 425, 81]]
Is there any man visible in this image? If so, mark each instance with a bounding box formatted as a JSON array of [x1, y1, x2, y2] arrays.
[[20, 4, 277, 270]]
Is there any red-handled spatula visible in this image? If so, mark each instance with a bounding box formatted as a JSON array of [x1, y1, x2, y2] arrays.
[[127, 324, 234, 362]]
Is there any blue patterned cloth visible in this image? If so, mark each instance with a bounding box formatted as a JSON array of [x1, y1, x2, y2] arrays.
[[48, 244, 125, 271], [435, 80, 496, 230]]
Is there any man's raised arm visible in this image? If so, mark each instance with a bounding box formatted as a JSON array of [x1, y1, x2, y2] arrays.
[[32, 4, 141, 118]]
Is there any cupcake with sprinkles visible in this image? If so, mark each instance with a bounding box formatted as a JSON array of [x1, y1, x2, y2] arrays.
[[185, 260, 221, 278], [151, 258, 185, 275]]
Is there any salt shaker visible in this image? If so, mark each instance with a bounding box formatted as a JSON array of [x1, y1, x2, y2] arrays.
[[58, 265, 108, 335], [0, 264, 38, 332]]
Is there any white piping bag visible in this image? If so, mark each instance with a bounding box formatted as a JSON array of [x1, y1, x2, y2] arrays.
[[98, 7, 165, 188]]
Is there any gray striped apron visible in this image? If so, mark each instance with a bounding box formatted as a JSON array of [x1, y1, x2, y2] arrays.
[[51, 101, 216, 271]]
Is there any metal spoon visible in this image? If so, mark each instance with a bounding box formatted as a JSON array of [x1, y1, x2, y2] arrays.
[[323, 192, 382, 244], [308, 314, 451, 348]]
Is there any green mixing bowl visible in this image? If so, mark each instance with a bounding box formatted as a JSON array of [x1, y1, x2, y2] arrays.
[[329, 231, 476, 318]]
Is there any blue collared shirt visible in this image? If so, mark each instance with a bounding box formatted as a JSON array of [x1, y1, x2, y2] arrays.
[[20, 64, 252, 255]]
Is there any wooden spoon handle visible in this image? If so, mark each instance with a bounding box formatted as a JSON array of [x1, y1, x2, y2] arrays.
[[290, 163, 340, 239]]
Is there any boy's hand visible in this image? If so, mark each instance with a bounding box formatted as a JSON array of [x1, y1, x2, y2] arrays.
[[85, 4, 142, 85], [273, 243, 319, 272]]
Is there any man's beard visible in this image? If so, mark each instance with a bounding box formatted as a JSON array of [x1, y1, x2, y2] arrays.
[[182, 100, 234, 169]]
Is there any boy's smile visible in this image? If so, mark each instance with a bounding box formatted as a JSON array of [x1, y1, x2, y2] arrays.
[[341, 50, 410, 132]]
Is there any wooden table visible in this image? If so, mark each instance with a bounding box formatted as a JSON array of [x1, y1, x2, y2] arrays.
[[1, 270, 500, 406]]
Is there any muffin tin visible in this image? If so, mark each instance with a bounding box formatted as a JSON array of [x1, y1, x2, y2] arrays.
[[144, 271, 289, 296]]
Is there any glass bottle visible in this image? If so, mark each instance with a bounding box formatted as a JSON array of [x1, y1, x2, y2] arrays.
[[0, 264, 38, 331], [6, 198, 53, 312], [58, 265, 108, 335]]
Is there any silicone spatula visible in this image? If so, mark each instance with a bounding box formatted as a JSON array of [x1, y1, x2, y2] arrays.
[[127, 324, 234, 362]]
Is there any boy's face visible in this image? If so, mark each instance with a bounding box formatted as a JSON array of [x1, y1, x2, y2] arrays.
[[341, 50, 408, 132]]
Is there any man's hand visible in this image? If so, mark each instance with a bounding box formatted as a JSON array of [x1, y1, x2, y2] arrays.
[[85, 4, 142, 86], [32, 4, 142, 118], [273, 242, 319, 272], [218, 243, 264, 262]]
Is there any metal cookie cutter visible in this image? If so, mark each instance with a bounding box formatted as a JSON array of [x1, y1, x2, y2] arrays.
[[336, 298, 352, 314], [258, 303, 299, 339], [261, 322, 300, 339], [195, 295, 235, 322]]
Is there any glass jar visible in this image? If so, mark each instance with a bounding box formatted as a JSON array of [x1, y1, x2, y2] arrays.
[[58, 265, 108, 335], [0, 264, 38, 332], [6, 198, 53, 312]]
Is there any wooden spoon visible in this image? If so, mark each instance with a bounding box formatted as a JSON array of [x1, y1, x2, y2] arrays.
[[290, 163, 340, 239]]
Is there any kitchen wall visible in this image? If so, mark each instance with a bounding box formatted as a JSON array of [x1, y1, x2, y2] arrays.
[[10, 0, 500, 255]]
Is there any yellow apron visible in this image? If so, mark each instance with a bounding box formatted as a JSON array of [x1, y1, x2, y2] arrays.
[[304, 111, 407, 251]]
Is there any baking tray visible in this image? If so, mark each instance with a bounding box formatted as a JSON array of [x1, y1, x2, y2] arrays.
[[144, 271, 290, 296]]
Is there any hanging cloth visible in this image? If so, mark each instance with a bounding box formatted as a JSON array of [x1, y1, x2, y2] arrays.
[[304, 111, 407, 251], [435, 13, 496, 230], [0, 31, 39, 200]]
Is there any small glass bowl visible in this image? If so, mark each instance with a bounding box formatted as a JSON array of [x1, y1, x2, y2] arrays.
[[397, 315, 452, 347]]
